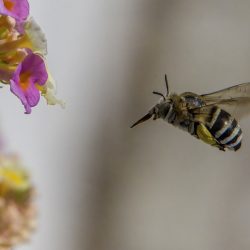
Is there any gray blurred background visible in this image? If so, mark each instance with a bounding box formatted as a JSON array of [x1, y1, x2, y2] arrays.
[[2, 0, 250, 249]]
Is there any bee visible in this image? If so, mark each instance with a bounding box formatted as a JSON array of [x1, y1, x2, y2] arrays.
[[131, 75, 250, 151]]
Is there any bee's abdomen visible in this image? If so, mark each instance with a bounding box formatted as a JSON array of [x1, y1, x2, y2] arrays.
[[208, 107, 242, 151]]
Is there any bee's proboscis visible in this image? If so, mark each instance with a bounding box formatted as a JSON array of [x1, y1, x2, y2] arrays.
[[130, 112, 153, 128]]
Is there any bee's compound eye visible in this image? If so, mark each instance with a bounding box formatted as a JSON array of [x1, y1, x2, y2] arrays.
[[157, 103, 170, 118]]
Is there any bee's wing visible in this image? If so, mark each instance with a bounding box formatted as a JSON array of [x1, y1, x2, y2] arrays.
[[199, 82, 250, 120]]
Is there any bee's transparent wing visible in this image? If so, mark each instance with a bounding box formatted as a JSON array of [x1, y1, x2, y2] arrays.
[[200, 82, 250, 120]]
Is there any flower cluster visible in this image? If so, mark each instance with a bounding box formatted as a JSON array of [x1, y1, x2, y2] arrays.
[[0, 0, 63, 113], [0, 155, 36, 249]]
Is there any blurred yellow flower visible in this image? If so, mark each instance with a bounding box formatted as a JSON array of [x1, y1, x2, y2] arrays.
[[0, 155, 36, 249], [0, 165, 30, 194]]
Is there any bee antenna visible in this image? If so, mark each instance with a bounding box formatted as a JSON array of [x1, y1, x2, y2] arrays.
[[165, 74, 169, 96], [152, 91, 166, 100]]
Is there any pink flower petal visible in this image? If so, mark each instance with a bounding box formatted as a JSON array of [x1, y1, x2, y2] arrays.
[[0, 0, 29, 21], [10, 53, 48, 114], [10, 79, 31, 114]]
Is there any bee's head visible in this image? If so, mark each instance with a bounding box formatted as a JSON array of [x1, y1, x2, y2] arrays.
[[131, 74, 171, 128]]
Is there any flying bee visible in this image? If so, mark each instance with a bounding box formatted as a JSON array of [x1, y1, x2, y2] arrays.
[[131, 75, 250, 151]]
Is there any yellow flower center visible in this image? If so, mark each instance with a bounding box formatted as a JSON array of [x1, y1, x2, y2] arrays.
[[3, 0, 14, 11], [3, 170, 23, 185], [19, 71, 31, 91], [0, 166, 29, 191]]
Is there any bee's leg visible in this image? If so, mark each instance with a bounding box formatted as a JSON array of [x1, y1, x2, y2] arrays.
[[196, 123, 216, 144], [196, 123, 225, 150], [217, 145, 225, 151]]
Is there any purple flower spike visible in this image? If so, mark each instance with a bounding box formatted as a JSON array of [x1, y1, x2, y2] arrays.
[[10, 53, 48, 114], [0, 0, 29, 21]]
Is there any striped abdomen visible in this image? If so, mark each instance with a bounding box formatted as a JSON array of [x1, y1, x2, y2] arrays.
[[207, 107, 242, 151]]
